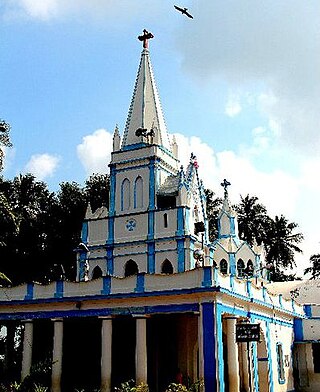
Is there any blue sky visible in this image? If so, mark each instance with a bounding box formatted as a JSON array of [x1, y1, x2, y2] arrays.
[[1, 0, 320, 276]]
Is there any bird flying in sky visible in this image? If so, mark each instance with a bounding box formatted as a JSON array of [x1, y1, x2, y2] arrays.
[[174, 5, 193, 19]]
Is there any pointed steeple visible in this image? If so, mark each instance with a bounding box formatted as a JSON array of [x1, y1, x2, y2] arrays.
[[121, 30, 172, 152], [217, 179, 239, 239]]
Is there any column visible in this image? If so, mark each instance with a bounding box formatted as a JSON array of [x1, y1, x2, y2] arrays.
[[226, 317, 240, 392], [21, 320, 33, 381], [51, 319, 63, 392], [101, 317, 113, 392], [135, 316, 147, 384]]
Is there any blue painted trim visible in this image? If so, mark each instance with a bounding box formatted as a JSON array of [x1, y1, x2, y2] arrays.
[[101, 276, 111, 295], [122, 142, 148, 151], [202, 267, 212, 287], [229, 275, 234, 291], [229, 253, 236, 276], [25, 282, 34, 300], [107, 217, 114, 245], [266, 322, 274, 392], [79, 253, 87, 281], [246, 280, 252, 297], [202, 302, 217, 392], [262, 286, 267, 301], [304, 304, 312, 317], [177, 238, 185, 273], [230, 216, 235, 236], [106, 247, 114, 275], [149, 158, 156, 210], [135, 273, 145, 293], [279, 294, 283, 307], [109, 165, 116, 216], [0, 302, 200, 321], [81, 222, 88, 243], [148, 211, 155, 240], [176, 207, 185, 236], [147, 242, 155, 274], [294, 318, 304, 341], [54, 281, 63, 298]]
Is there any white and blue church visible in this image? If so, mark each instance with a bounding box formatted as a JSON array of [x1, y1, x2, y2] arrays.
[[0, 30, 317, 392]]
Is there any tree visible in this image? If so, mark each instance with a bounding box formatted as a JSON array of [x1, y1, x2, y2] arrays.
[[264, 215, 303, 281], [304, 254, 320, 279], [235, 194, 269, 246], [0, 174, 55, 284], [0, 120, 13, 172], [204, 189, 222, 241], [85, 173, 110, 212]]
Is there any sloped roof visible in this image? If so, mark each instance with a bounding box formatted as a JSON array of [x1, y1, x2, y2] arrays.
[[267, 280, 320, 304], [157, 174, 179, 195]]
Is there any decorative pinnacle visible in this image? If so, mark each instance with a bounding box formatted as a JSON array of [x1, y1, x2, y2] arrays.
[[220, 178, 231, 198], [138, 29, 154, 49]]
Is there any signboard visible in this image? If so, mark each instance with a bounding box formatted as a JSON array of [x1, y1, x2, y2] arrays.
[[236, 323, 260, 342]]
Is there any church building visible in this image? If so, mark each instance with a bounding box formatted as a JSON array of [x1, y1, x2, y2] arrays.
[[0, 30, 309, 392]]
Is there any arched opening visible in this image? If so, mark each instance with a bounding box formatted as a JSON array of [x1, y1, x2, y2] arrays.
[[124, 259, 139, 277], [220, 259, 228, 275], [246, 259, 254, 277], [92, 266, 103, 280], [237, 259, 245, 278], [134, 176, 143, 208], [121, 178, 130, 211], [161, 259, 173, 274]]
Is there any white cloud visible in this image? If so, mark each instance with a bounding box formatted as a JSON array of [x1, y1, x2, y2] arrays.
[[225, 94, 242, 117], [24, 153, 60, 180], [18, 0, 58, 20], [3, 0, 168, 22], [176, 0, 320, 156], [77, 129, 113, 175], [174, 131, 320, 276]]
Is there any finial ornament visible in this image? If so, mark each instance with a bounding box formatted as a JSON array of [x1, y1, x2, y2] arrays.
[[138, 29, 154, 49], [221, 178, 231, 198]]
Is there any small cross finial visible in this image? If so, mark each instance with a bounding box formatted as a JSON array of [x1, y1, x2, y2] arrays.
[[138, 29, 154, 49], [220, 179, 231, 198]]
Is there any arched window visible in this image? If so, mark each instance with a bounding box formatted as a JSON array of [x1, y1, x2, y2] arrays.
[[237, 259, 245, 278], [164, 213, 168, 228], [246, 259, 254, 277], [220, 259, 228, 275], [124, 259, 139, 277], [121, 178, 130, 211], [161, 259, 173, 274], [92, 266, 103, 280], [134, 176, 143, 208]]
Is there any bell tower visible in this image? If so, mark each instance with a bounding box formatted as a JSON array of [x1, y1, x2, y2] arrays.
[[77, 31, 211, 281]]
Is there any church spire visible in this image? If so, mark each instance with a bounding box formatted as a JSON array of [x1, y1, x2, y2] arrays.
[[121, 30, 172, 152], [217, 179, 239, 239]]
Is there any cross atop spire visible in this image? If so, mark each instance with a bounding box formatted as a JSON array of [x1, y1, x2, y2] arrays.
[[221, 178, 231, 198], [138, 29, 154, 49]]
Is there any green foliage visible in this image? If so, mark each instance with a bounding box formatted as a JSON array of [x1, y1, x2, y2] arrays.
[[205, 191, 304, 282], [204, 189, 222, 241], [113, 380, 148, 392], [304, 253, 320, 279], [165, 383, 188, 392], [0, 173, 110, 285]]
